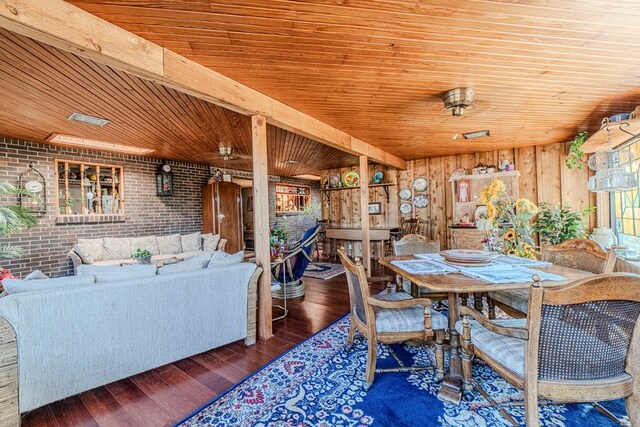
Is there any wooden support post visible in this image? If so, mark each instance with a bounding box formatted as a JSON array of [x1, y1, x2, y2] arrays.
[[252, 114, 273, 340], [360, 155, 372, 276]]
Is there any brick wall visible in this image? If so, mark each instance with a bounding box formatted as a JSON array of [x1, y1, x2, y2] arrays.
[[269, 178, 322, 243], [0, 138, 210, 277]]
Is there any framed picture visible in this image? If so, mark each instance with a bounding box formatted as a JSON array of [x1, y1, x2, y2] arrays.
[[368, 202, 382, 215], [328, 174, 341, 188]]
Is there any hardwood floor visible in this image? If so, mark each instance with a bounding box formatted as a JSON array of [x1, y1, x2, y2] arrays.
[[22, 263, 388, 427]]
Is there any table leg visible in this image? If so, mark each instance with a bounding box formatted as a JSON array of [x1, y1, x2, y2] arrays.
[[437, 292, 463, 405]]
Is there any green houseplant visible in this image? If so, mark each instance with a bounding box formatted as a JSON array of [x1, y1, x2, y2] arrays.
[[534, 203, 594, 246], [132, 248, 152, 264], [565, 131, 589, 169]]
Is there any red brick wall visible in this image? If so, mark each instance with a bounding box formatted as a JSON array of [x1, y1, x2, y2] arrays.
[[0, 138, 210, 277]]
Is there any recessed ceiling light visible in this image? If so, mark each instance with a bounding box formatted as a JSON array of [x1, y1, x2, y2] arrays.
[[292, 174, 321, 181], [282, 160, 300, 165], [68, 112, 111, 127], [46, 133, 154, 155], [462, 130, 491, 139]]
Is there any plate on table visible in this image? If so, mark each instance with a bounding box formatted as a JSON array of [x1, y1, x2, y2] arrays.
[[439, 249, 498, 265], [400, 202, 413, 214], [343, 171, 360, 187], [399, 187, 412, 200], [372, 170, 384, 184], [413, 194, 429, 208], [443, 259, 493, 267], [412, 177, 429, 192]]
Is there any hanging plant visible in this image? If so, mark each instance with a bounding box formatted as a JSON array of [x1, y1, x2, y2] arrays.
[[565, 131, 589, 169]]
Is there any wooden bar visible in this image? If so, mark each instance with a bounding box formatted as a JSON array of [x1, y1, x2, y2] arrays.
[[96, 165, 102, 215], [80, 163, 86, 215], [63, 161, 69, 215], [53, 159, 60, 216], [360, 155, 371, 276], [252, 114, 273, 340], [111, 166, 116, 214], [119, 167, 125, 214]]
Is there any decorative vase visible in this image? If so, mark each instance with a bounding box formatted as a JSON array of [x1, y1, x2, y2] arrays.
[[590, 227, 616, 250], [135, 255, 152, 264]]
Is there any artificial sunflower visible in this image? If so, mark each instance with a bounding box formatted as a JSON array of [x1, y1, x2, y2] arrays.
[[515, 198, 538, 215], [503, 228, 516, 240]]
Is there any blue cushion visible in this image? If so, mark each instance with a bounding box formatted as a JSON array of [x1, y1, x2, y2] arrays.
[[77, 264, 157, 283], [3, 274, 95, 294], [372, 292, 448, 333]]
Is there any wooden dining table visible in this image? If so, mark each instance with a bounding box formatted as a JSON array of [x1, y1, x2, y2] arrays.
[[378, 254, 595, 405]]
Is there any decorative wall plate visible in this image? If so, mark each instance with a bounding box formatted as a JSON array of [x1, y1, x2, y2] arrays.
[[413, 194, 429, 208], [412, 177, 429, 192], [399, 187, 412, 200], [372, 170, 384, 184], [400, 202, 413, 214], [343, 171, 360, 187]]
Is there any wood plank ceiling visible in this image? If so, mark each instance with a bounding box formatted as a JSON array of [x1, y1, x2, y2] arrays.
[[68, 0, 640, 159], [0, 28, 357, 176]]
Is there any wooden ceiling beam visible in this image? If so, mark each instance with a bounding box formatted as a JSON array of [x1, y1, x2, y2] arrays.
[[0, 0, 406, 170]]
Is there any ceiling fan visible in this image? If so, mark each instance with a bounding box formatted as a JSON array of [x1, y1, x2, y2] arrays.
[[206, 146, 251, 162]]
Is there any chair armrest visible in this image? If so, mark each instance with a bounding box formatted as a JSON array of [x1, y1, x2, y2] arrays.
[[367, 295, 432, 309], [217, 239, 227, 252], [67, 249, 82, 274], [460, 306, 529, 339]]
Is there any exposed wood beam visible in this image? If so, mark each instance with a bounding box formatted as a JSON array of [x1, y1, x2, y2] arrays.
[[359, 155, 371, 276], [252, 114, 273, 340], [0, 0, 406, 170]]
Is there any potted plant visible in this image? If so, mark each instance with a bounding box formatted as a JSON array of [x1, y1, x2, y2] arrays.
[[534, 203, 595, 246], [565, 131, 589, 169], [132, 248, 152, 264]]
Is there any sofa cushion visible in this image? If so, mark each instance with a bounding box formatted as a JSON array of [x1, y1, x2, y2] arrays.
[[180, 251, 206, 261], [73, 243, 95, 264], [158, 253, 212, 275], [93, 259, 136, 266], [102, 238, 132, 261], [24, 270, 49, 280], [77, 264, 157, 283], [3, 275, 96, 294], [157, 234, 182, 255], [202, 233, 221, 252], [181, 232, 202, 252], [77, 238, 103, 262], [207, 251, 244, 268], [130, 236, 160, 256]]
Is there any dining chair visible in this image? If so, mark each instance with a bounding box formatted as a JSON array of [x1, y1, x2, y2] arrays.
[[337, 248, 448, 390], [401, 218, 421, 236], [487, 238, 616, 318], [314, 218, 329, 261], [457, 272, 640, 427], [392, 233, 446, 296]]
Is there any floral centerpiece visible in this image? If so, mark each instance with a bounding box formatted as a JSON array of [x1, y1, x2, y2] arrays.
[[480, 180, 538, 259]]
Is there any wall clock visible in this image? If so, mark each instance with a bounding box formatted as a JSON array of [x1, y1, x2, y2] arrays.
[[18, 164, 46, 215], [156, 163, 174, 196]]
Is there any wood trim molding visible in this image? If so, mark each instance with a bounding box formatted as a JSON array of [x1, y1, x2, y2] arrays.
[[0, 0, 406, 170]]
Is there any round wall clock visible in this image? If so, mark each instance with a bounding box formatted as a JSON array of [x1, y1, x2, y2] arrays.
[[25, 180, 43, 193], [162, 164, 172, 173], [412, 177, 429, 192], [18, 164, 46, 215]]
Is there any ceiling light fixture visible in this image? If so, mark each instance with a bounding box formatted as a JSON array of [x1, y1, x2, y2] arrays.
[[46, 133, 154, 155], [282, 160, 300, 165], [292, 174, 321, 181], [68, 112, 111, 127], [462, 130, 491, 139], [442, 88, 475, 117]]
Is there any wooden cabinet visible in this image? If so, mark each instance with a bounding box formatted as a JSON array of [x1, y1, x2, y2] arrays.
[[202, 181, 243, 253], [450, 227, 486, 250]]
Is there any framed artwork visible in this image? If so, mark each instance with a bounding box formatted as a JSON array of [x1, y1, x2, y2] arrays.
[[368, 202, 382, 215], [328, 174, 341, 188]]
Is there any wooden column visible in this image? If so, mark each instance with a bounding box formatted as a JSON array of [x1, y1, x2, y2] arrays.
[[360, 155, 372, 276], [252, 114, 273, 340]]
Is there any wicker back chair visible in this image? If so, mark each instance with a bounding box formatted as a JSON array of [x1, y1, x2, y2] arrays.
[[337, 248, 447, 390], [392, 234, 446, 303], [487, 238, 617, 318], [401, 218, 421, 236], [459, 273, 640, 426]]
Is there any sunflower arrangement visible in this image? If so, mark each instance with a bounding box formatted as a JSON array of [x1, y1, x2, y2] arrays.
[[480, 180, 538, 259]]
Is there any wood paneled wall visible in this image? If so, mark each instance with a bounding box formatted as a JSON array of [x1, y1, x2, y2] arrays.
[[322, 142, 599, 254]]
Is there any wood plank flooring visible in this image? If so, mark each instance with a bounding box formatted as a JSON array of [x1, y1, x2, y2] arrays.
[[22, 263, 387, 427]]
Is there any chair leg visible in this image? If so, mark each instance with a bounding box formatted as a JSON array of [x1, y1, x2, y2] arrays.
[[487, 297, 496, 320], [364, 338, 378, 391], [461, 316, 473, 390], [523, 388, 541, 427], [347, 314, 355, 349], [625, 389, 639, 427], [435, 330, 445, 379]]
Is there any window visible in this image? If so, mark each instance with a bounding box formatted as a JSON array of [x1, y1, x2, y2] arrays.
[[55, 159, 124, 216], [612, 142, 640, 248], [275, 184, 310, 213]]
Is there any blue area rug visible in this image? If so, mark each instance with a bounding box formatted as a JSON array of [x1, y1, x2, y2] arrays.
[[177, 315, 627, 427], [303, 262, 345, 280]]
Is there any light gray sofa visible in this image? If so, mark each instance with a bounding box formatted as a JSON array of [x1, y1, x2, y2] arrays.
[[0, 262, 261, 421], [67, 232, 227, 273]]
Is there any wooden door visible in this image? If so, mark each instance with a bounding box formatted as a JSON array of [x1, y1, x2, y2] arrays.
[[216, 182, 243, 253], [202, 183, 215, 234]]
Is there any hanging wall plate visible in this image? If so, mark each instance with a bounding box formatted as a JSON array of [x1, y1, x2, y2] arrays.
[[400, 202, 413, 214], [413, 194, 430, 208], [412, 177, 429, 192], [399, 187, 412, 200]]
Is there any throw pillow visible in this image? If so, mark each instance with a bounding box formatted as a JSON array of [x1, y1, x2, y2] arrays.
[[207, 251, 244, 268], [157, 234, 182, 254], [130, 236, 160, 256], [3, 274, 96, 294], [77, 264, 157, 283], [202, 233, 221, 252], [181, 232, 202, 252], [24, 270, 49, 280], [77, 238, 104, 262], [102, 238, 132, 261], [73, 243, 95, 264], [157, 253, 212, 275]]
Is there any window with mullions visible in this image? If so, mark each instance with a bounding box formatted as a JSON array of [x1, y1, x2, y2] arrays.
[[612, 142, 640, 249]]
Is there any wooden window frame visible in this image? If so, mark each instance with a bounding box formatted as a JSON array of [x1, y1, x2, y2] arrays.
[[275, 184, 311, 214]]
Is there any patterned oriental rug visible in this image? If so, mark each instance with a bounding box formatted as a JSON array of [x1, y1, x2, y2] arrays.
[[303, 262, 346, 280], [177, 316, 628, 427]]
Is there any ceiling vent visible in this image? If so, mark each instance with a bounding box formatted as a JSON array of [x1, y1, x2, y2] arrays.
[[68, 112, 110, 127], [442, 88, 475, 117], [462, 130, 491, 139]]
